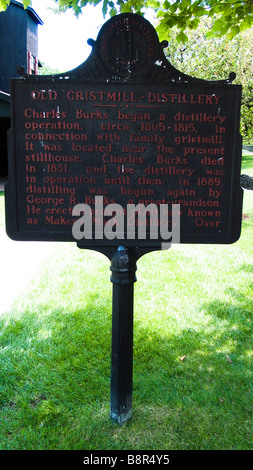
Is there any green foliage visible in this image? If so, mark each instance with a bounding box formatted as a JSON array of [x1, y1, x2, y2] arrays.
[[0, 0, 31, 11], [22, 0, 31, 8], [165, 21, 253, 144], [1, 1, 252, 142], [39, 63, 62, 75], [0, 0, 9, 10], [1, 0, 253, 41], [156, 0, 253, 40]]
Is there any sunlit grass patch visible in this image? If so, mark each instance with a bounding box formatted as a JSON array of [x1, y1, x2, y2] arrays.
[[0, 159, 252, 450]]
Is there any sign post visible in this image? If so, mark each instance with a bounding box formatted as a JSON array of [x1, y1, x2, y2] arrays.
[[5, 13, 243, 424], [110, 246, 137, 424]]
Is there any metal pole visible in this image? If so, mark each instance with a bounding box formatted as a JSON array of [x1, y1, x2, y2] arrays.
[[110, 246, 137, 425]]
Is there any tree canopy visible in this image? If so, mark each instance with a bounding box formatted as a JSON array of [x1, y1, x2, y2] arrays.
[[1, 0, 253, 42], [166, 22, 253, 144]]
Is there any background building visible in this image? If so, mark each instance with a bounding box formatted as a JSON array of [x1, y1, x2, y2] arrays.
[[0, 0, 43, 176]]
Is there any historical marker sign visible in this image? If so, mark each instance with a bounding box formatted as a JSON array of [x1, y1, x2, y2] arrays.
[[5, 13, 243, 248], [4, 13, 244, 424]]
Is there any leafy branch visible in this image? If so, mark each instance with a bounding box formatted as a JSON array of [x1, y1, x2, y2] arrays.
[[1, 1, 253, 42]]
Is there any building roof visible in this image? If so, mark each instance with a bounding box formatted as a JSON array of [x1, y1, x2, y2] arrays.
[[0, 91, 10, 117], [0, 91, 10, 103], [10, 0, 43, 25]]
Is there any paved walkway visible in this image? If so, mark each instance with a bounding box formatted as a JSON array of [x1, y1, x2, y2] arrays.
[[0, 181, 57, 314]]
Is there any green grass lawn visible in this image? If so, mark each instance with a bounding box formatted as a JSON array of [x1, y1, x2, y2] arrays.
[[0, 152, 252, 450]]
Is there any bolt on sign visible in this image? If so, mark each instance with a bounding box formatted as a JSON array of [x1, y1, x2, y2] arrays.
[[5, 14, 243, 424]]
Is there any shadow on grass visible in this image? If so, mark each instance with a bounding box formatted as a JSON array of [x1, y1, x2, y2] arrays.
[[1, 289, 251, 384], [241, 152, 253, 171], [237, 262, 253, 274], [0, 278, 252, 449], [134, 287, 252, 390]]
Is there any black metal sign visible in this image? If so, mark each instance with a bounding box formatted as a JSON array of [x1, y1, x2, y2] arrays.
[[5, 13, 243, 248], [6, 79, 242, 247], [5, 13, 243, 424]]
